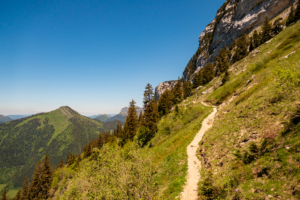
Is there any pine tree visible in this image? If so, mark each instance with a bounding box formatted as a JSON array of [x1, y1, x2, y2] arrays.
[[57, 159, 64, 169], [39, 154, 53, 199], [138, 110, 144, 126], [261, 17, 272, 43], [202, 63, 215, 84], [221, 70, 230, 85], [143, 83, 155, 106], [21, 176, 29, 200], [233, 33, 249, 62], [287, 5, 295, 26], [193, 69, 203, 88], [29, 160, 42, 200], [141, 84, 159, 142], [295, 2, 300, 22], [158, 89, 173, 117], [123, 99, 138, 141], [172, 78, 183, 105], [83, 143, 92, 158], [183, 81, 192, 99], [252, 30, 260, 48], [1, 189, 7, 200], [216, 47, 230, 75], [13, 190, 21, 200]]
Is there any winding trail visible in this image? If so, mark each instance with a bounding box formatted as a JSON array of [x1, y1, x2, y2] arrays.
[[181, 103, 217, 200]]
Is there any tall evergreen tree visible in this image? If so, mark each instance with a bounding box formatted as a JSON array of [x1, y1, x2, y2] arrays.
[[193, 69, 204, 88], [1, 189, 7, 200], [253, 30, 260, 48], [123, 100, 138, 141], [172, 78, 183, 105], [39, 154, 53, 199], [287, 5, 295, 26], [216, 47, 230, 75], [261, 17, 272, 43], [29, 160, 42, 200], [21, 176, 29, 200], [183, 81, 193, 99], [202, 63, 215, 84], [158, 89, 173, 117], [141, 84, 158, 141], [233, 33, 249, 62], [56, 159, 64, 169], [13, 190, 21, 200]]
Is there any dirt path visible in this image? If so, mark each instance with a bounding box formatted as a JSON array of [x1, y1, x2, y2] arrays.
[[181, 103, 217, 200]]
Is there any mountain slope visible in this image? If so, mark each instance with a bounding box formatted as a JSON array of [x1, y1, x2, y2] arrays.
[[0, 106, 118, 188], [106, 106, 144, 122], [193, 19, 300, 199], [183, 0, 294, 81], [94, 114, 110, 122], [0, 115, 12, 124]]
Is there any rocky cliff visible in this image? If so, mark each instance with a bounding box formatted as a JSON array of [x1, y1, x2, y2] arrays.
[[155, 81, 177, 100], [183, 0, 295, 80]]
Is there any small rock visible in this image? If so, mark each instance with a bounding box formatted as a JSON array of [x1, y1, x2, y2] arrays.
[[280, 51, 296, 60], [266, 39, 273, 44]]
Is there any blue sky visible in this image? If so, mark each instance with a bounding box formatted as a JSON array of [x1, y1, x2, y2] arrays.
[[0, 0, 225, 115]]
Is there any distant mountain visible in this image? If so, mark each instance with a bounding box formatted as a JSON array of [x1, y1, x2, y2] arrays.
[[94, 114, 110, 122], [7, 115, 32, 120], [89, 114, 117, 119], [0, 115, 12, 124], [0, 106, 119, 187], [106, 106, 143, 122]]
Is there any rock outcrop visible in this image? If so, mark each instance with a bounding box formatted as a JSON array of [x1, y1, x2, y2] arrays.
[[183, 0, 295, 80], [155, 81, 177, 100]]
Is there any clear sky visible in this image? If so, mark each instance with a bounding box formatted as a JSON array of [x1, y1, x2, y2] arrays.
[[0, 0, 225, 116]]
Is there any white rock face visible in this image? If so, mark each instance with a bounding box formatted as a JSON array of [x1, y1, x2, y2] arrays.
[[183, 0, 294, 80], [155, 81, 177, 100]]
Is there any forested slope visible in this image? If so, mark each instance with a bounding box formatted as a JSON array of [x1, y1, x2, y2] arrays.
[[0, 106, 118, 188]]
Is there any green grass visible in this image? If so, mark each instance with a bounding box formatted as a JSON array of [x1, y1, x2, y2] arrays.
[[0, 184, 7, 193], [146, 104, 212, 199], [196, 20, 300, 199], [7, 189, 18, 199]]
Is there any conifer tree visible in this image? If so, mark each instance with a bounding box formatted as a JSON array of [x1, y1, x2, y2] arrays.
[[138, 110, 144, 126], [261, 17, 272, 43], [39, 154, 53, 199], [295, 2, 300, 22], [202, 63, 215, 84], [287, 5, 295, 26], [1, 189, 7, 200], [29, 160, 42, 200], [158, 89, 173, 116], [172, 78, 183, 105], [57, 159, 64, 169], [216, 47, 230, 75], [183, 81, 192, 99], [13, 190, 21, 200], [221, 70, 230, 85], [21, 176, 29, 200], [253, 30, 260, 48], [141, 84, 159, 139], [83, 143, 92, 158], [193, 69, 203, 88], [233, 33, 249, 62], [123, 99, 138, 141]]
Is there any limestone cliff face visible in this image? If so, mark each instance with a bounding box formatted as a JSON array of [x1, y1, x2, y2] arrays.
[[155, 81, 177, 100], [183, 0, 294, 80]]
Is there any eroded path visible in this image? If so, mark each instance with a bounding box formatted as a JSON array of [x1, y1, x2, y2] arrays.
[[181, 104, 217, 200]]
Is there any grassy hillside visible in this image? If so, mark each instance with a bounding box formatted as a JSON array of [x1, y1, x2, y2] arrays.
[[194, 20, 300, 199], [47, 102, 212, 199], [0, 106, 118, 188]]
